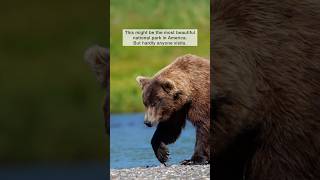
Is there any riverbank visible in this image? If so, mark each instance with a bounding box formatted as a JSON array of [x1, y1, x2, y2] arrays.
[[110, 165, 210, 179]]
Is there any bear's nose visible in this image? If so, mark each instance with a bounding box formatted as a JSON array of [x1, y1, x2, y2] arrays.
[[144, 121, 152, 127]]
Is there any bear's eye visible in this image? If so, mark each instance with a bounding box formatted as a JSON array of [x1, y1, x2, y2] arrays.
[[173, 91, 182, 100]]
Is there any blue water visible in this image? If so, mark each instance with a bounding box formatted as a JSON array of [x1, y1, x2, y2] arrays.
[[111, 113, 196, 169]]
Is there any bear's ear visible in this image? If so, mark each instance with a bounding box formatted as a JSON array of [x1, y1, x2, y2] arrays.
[[136, 76, 151, 89], [84, 45, 109, 87], [161, 79, 176, 94]]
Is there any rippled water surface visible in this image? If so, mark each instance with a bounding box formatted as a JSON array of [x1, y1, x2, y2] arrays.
[[111, 113, 196, 169]]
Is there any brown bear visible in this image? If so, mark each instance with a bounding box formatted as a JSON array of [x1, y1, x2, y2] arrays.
[[84, 45, 110, 134], [212, 0, 320, 179], [136, 54, 210, 165]]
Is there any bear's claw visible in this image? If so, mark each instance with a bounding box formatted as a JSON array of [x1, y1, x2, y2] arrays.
[[156, 142, 170, 164], [180, 159, 209, 165]]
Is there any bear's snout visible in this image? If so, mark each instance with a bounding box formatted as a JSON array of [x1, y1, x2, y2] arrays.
[[144, 121, 153, 127], [144, 113, 155, 127], [143, 107, 161, 127]]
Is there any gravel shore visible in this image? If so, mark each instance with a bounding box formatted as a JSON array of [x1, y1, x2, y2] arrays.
[[110, 165, 210, 180]]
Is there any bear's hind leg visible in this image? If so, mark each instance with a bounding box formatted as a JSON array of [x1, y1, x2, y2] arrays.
[[181, 124, 210, 165]]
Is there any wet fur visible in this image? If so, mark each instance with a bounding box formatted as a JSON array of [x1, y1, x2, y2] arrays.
[[138, 55, 210, 164], [212, 0, 320, 179]]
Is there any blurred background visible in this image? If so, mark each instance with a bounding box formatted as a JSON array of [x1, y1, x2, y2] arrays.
[[110, 0, 210, 169], [0, 0, 108, 179], [110, 0, 210, 113]]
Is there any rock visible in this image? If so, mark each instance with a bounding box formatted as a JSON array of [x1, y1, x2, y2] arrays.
[[110, 165, 210, 180]]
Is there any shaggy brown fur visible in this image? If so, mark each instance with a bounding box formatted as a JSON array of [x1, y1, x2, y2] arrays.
[[84, 45, 110, 134], [137, 54, 210, 165], [212, 0, 320, 179]]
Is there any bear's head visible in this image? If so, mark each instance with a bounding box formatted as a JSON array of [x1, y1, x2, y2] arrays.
[[136, 76, 190, 127], [84, 45, 109, 88], [84, 45, 109, 133]]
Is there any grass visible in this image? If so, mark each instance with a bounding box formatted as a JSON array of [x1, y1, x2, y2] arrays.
[[110, 0, 210, 113]]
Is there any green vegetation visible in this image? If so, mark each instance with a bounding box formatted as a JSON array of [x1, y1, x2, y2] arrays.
[[110, 0, 210, 113], [0, 0, 108, 162]]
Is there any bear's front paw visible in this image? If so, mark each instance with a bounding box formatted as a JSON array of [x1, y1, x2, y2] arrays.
[[180, 159, 209, 165], [156, 142, 170, 165], [180, 159, 193, 165]]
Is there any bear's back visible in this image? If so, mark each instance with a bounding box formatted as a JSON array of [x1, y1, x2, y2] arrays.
[[154, 54, 209, 79], [212, 0, 320, 179], [212, 0, 320, 123]]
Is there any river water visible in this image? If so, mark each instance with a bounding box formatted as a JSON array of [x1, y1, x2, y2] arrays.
[[110, 113, 196, 169]]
